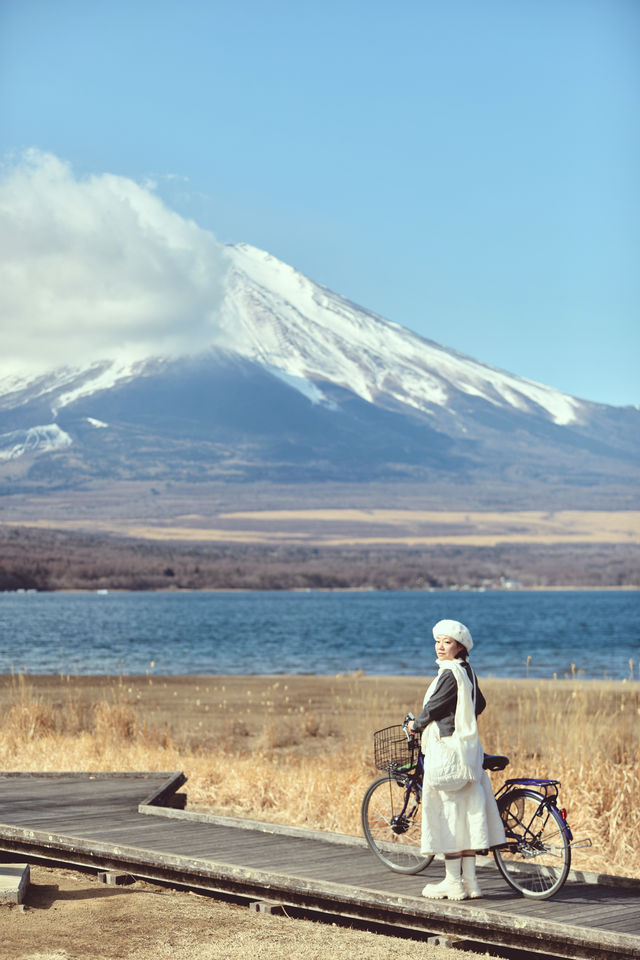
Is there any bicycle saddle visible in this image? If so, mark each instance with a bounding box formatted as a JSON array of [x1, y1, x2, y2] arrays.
[[482, 753, 510, 771]]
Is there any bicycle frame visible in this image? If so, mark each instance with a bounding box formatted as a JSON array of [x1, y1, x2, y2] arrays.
[[495, 778, 573, 844], [391, 760, 584, 862], [392, 753, 424, 795], [397, 764, 568, 823]]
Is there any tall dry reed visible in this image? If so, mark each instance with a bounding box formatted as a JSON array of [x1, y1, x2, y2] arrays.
[[1, 672, 638, 878]]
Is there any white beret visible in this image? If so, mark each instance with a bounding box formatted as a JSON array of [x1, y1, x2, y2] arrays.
[[432, 619, 473, 652]]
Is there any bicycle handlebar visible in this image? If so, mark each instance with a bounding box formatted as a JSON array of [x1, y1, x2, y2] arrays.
[[402, 712, 415, 741]]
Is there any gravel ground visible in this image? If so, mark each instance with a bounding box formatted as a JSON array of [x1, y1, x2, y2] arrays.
[[1, 865, 505, 960]]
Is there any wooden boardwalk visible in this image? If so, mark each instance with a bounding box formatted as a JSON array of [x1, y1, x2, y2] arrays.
[[0, 773, 639, 960]]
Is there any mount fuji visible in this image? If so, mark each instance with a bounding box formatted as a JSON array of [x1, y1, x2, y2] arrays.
[[0, 243, 638, 508]]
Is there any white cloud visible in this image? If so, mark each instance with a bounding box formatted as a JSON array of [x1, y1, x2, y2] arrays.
[[0, 150, 233, 377]]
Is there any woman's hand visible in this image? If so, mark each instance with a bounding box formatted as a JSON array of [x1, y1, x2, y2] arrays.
[[403, 712, 417, 738]]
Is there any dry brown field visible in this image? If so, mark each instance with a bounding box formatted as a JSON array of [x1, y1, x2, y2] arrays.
[[2, 670, 638, 880], [4, 508, 640, 547], [2, 670, 638, 960]]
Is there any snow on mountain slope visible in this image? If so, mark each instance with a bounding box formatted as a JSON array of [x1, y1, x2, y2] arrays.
[[0, 242, 637, 503], [0, 361, 136, 417], [0, 240, 587, 432], [222, 243, 584, 427], [0, 424, 72, 461]]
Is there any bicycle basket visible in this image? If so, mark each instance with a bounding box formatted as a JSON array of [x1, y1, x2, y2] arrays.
[[373, 724, 420, 773]]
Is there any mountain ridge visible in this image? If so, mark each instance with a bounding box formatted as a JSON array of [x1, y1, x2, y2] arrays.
[[223, 243, 587, 427], [0, 242, 638, 510]]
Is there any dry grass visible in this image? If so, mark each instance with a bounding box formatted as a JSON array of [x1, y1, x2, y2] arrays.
[[5, 508, 640, 546], [87, 507, 640, 546], [1, 671, 639, 879]]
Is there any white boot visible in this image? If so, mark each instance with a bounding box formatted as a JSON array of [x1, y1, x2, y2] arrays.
[[421, 856, 466, 901], [461, 855, 483, 899]]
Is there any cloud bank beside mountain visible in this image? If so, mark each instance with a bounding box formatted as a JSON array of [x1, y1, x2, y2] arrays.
[[0, 151, 233, 378]]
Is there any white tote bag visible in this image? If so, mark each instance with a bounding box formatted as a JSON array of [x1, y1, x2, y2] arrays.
[[422, 661, 484, 792]]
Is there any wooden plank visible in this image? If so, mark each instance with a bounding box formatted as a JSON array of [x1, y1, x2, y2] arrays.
[[1, 829, 638, 959], [0, 776, 168, 795], [555, 899, 640, 920], [0, 804, 626, 899], [138, 803, 372, 848], [504, 894, 640, 922], [0, 774, 174, 811], [607, 918, 640, 934], [575, 909, 640, 929], [3, 805, 632, 922], [0, 774, 639, 960], [0, 772, 173, 781], [139, 772, 186, 808], [140, 802, 640, 898], [0, 806, 135, 824]]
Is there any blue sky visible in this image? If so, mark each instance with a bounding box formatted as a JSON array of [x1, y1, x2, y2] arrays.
[[1, 0, 638, 406]]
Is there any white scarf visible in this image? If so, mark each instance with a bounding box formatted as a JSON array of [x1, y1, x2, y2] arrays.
[[421, 658, 478, 751]]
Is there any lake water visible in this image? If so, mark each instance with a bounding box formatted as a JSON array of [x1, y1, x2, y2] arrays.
[[0, 589, 638, 680]]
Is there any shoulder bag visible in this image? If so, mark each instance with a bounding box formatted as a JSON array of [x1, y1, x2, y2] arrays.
[[423, 664, 483, 792]]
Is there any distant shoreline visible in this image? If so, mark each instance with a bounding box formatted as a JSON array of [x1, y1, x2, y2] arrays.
[[3, 673, 637, 689], [5, 583, 638, 594], [2, 522, 638, 592]]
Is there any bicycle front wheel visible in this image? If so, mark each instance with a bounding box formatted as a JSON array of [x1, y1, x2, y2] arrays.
[[494, 789, 571, 899], [361, 774, 433, 874]]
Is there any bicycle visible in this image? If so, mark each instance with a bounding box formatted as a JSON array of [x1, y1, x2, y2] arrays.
[[361, 716, 591, 900]]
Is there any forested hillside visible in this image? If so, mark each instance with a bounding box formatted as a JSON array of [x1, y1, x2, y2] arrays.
[[1, 526, 637, 592]]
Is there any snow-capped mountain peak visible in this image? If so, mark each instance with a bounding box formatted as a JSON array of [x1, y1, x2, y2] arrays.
[[0, 241, 585, 430], [223, 243, 583, 427], [1, 240, 636, 509]]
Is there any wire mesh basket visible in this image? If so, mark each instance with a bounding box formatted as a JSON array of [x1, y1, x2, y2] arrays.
[[373, 724, 420, 773]]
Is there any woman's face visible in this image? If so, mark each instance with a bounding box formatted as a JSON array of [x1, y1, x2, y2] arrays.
[[435, 634, 464, 660]]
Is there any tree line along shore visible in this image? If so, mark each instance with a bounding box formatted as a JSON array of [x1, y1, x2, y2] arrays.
[[0, 524, 638, 592]]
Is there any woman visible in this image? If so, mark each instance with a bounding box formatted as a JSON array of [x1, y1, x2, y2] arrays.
[[408, 619, 505, 901]]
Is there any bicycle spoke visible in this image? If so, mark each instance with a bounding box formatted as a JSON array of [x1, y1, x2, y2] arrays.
[[361, 775, 433, 874], [495, 789, 571, 899]]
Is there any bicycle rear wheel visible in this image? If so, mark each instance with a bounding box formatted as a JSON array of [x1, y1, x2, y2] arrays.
[[494, 789, 571, 899], [361, 774, 433, 874]]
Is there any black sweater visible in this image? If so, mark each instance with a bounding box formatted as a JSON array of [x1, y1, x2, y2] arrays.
[[412, 661, 486, 738]]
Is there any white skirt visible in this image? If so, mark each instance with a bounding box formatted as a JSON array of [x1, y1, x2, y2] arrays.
[[420, 770, 506, 855]]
